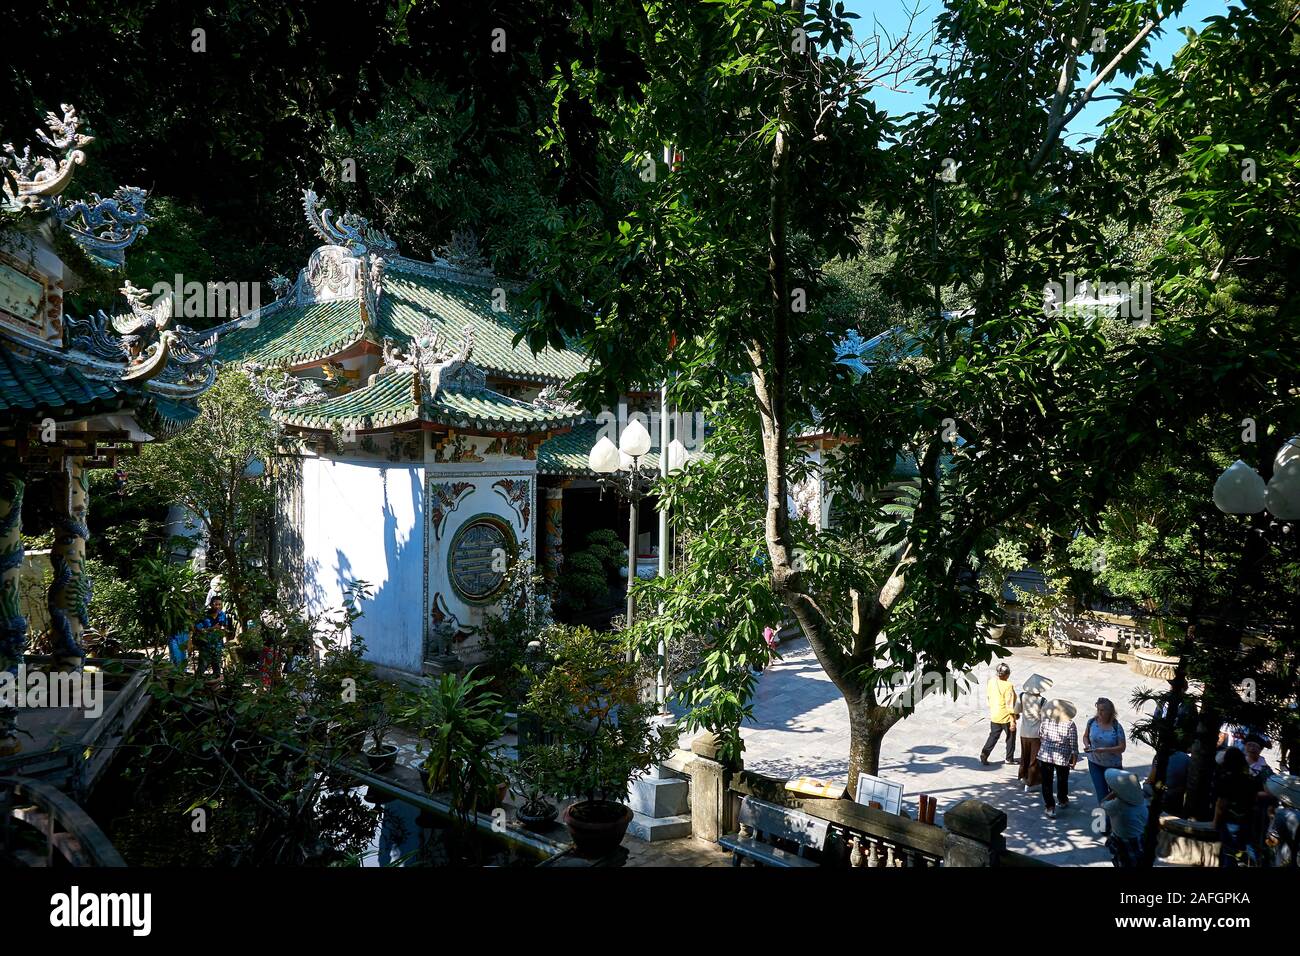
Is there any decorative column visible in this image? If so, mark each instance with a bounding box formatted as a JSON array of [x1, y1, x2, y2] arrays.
[[0, 450, 28, 755], [47, 454, 89, 669], [542, 484, 565, 583]]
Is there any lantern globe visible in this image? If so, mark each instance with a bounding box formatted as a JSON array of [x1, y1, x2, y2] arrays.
[[620, 418, 652, 457], [1265, 459, 1300, 521], [589, 436, 621, 474], [1213, 459, 1267, 514], [667, 438, 690, 473]]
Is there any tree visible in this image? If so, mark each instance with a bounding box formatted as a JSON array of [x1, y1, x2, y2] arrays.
[[524, 0, 1276, 784], [130, 368, 276, 629]]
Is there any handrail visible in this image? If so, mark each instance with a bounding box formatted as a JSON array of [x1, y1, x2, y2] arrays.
[[729, 770, 945, 865], [0, 775, 126, 866]]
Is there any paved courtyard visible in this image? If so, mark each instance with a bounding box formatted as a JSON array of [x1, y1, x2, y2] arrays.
[[741, 639, 1164, 866]]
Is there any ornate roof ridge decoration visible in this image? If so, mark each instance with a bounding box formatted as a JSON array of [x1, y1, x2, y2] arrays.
[[301, 188, 397, 257], [384, 253, 524, 292], [534, 382, 583, 417], [53, 186, 150, 269], [1, 104, 92, 210], [59, 282, 226, 399], [379, 318, 477, 378], [1, 105, 150, 269], [434, 230, 491, 275], [245, 365, 331, 411]]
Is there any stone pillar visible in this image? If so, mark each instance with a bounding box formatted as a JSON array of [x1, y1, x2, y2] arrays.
[[942, 798, 1007, 866], [685, 732, 739, 843], [0, 451, 28, 755], [542, 485, 565, 583], [47, 454, 89, 669]]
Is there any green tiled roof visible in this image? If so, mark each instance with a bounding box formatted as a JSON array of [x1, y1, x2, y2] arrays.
[[538, 420, 663, 477], [377, 264, 589, 384], [276, 369, 421, 431], [275, 369, 586, 434], [0, 348, 204, 440], [0, 348, 128, 420], [137, 396, 203, 437], [427, 388, 585, 432], [217, 299, 364, 368]]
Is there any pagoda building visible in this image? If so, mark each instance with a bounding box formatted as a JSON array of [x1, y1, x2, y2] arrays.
[[218, 191, 664, 678], [0, 106, 226, 755]]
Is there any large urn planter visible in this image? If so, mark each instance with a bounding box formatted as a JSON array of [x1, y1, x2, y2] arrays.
[[1133, 648, 1181, 681], [563, 800, 633, 858]]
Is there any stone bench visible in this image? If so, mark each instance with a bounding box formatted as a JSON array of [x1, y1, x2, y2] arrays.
[[719, 796, 827, 867]]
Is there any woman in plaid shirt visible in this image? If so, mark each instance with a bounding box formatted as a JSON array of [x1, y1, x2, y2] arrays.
[[1037, 699, 1080, 818]]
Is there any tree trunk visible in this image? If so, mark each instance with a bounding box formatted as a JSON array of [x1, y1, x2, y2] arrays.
[[846, 695, 901, 783], [1140, 640, 1190, 866], [1184, 703, 1222, 820]]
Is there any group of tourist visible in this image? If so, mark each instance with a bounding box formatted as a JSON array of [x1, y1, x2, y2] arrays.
[[980, 662, 1300, 868], [1160, 721, 1299, 867]]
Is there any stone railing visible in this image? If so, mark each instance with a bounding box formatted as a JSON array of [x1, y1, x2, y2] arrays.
[[677, 735, 1031, 867]]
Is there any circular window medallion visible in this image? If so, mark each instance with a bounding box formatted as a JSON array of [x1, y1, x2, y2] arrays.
[[447, 515, 516, 604]]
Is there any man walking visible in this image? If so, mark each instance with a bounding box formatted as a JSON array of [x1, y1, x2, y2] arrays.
[[981, 662, 1017, 766]]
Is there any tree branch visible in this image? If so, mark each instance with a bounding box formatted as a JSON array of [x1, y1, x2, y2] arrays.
[[1030, 13, 1165, 172]]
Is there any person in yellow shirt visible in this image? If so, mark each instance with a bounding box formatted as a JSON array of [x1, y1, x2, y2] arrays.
[[981, 662, 1018, 766]]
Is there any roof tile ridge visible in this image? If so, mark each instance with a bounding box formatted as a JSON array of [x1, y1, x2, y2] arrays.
[[385, 253, 526, 293]]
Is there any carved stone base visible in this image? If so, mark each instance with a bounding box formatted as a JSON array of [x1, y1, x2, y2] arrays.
[[1133, 650, 1180, 681]]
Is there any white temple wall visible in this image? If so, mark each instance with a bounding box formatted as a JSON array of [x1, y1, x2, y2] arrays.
[[299, 454, 427, 673], [425, 434, 539, 665]]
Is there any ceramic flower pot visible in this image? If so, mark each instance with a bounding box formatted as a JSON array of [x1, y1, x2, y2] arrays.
[[562, 800, 633, 858]]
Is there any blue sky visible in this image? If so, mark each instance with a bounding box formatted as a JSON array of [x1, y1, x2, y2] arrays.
[[844, 0, 1227, 145]]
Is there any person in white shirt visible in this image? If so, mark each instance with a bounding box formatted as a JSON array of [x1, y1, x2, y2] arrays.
[[1014, 674, 1052, 790]]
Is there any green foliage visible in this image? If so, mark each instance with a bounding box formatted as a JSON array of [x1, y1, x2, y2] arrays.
[[402, 668, 507, 825], [480, 558, 553, 702], [126, 582, 381, 865], [130, 555, 202, 646], [523, 625, 674, 803], [83, 557, 143, 648], [556, 528, 625, 610], [130, 368, 276, 629]]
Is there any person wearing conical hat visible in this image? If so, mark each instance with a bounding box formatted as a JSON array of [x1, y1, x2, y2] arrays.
[[1101, 768, 1148, 867], [1014, 674, 1052, 790], [1265, 774, 1300, 868], [1036, 698, 1079, 819]]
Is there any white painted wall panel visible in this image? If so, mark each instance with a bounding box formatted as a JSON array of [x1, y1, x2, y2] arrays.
[[301, 456, 425, 673]]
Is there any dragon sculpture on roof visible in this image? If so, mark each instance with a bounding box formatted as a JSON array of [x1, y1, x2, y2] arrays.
[[64, 282, 220, 394], [301, 188, 397, 257]]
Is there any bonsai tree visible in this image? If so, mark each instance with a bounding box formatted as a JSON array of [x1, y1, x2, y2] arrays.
[[480, 557, 553, 704], [523, 625, 674, 807], [365, 683, 400, 755], [556, 529, 625, 611], [509, 749, 562, 826]]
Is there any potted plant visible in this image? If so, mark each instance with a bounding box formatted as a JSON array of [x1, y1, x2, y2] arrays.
[[402, 668, 507, 829], [510, 751, 559, 831], [523, 625, 675, 858], [362, 685, 400, 773]]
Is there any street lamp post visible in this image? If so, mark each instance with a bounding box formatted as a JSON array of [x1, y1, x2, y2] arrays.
[[588, 413, 690, 664]]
